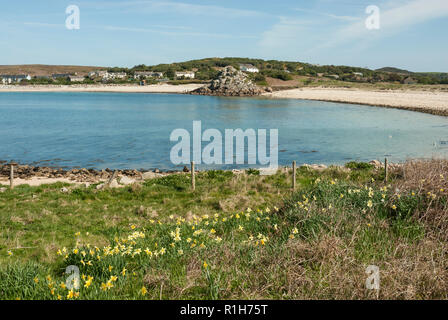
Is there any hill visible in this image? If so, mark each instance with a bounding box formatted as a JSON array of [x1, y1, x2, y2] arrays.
[[376, 67, 413, 74], [1, 59, 447, 85], [0, 64, 105, 77]]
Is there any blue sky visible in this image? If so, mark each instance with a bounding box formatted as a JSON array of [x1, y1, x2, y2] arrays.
[[0, 0, 447, 71]]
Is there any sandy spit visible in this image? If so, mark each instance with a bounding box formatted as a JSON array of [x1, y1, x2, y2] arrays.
[[0, 83, 204, 93], [264, 88, 448, 116]]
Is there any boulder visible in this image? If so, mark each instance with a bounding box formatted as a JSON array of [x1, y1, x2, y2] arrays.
[[142, 172, 162, 180], [119, 176, 136, 185], [369, 160, 382, 168], [190, 66, 263, 97], [109, 179, 120, 188]]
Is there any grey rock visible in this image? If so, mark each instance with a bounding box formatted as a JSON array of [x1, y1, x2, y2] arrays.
[[369, 160, 382, 168], [142, 172, 162, 180], [109, 179, 120, 188], [191, 66, 263, 97], [119, 176, 136, 185], [96, 183, 105, 190]]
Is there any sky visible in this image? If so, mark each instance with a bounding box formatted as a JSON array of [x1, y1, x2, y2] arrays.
[[0, 0, 447, 72]]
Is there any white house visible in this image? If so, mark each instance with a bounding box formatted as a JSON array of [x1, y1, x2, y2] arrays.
[[1, 74, 32, 84], [105, 72, 127, 80], [175, 71, 195, 79], [88, 70, 108, 78], [134, 71, 164, 79], [239, 64, 259, 73], [69, 75, 85, 82], [353, 72, 363, 77]]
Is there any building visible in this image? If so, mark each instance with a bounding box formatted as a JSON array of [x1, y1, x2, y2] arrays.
[[175, 71, 195, 79], [239, 64, 259, 73], [1, 74, 32, 84], [52, 73, 74, 80], [353, 72, 364, 77], [88, 71, 127, 81], [106, 72, 127, 80], [134, 71, 164, 79], [88, 70, 108, 78], [68, 75, 85, 82]]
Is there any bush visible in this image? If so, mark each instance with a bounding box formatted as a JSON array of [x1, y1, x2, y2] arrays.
[[345, 162, 374, 170]]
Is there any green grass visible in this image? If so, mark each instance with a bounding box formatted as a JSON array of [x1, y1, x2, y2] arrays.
[[1, 165, 447, 300]]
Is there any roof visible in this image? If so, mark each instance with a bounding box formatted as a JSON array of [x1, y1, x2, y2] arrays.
[[1, 74, 30, 78], [240, 64, 257, 68]]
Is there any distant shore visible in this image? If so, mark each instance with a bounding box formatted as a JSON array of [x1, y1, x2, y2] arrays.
[[265, 87, 448, 117], [0, 83, 204, 94]]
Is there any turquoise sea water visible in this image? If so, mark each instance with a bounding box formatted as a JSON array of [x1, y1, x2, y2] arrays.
[[0, 92, 447, 170]]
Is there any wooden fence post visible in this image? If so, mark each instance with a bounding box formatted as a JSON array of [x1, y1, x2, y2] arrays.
[[384, 158, 388, 182], [191, 161, 195, 191], [10, 163, 14, 189], [106, 170, 118, 188], [292, 161, 296, 190]]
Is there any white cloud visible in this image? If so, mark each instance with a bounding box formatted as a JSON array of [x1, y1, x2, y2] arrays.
[[102, 25, 258, 39], [259, 17, 314, 49], [260, 0, 448, 53], [294, 8, 361, 22], [324, 0, 448, 48]]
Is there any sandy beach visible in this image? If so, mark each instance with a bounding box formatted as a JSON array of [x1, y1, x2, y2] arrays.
[[265, 87, 448, 116], [0, 83, 204, 94]]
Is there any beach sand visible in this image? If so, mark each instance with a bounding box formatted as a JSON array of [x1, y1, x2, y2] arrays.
[[0, 83, 204, 94], [265, 87, 448, 116]]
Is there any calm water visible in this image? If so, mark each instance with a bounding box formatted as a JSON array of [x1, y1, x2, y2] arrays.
[[1, 92, 448, 170]]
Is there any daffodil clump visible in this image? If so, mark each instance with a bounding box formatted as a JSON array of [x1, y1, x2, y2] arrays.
[[13, 205, 285, 300]]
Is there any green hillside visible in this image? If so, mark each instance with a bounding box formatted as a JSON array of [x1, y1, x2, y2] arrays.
[[125, 57, 448, 85]]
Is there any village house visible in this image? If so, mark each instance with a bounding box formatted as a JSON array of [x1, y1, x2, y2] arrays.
[[68, 75, 85, 82], [88, 70, 108, 78], [88, 70, 127, 81], [105, 72, 127, 80], [134, 71, 164, 79], [1, 74, 32, 84], [239, 64, 259, 73], [175, 71, 195, 79], [353, 72, 364, 77], [52, 73, 74, 80]]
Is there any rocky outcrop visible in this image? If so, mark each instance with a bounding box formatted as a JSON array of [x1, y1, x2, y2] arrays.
[[0, 164, 146, 183], [191, 66, 265, 97]]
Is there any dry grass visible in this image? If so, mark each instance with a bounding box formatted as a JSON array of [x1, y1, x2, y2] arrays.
[[396, 159, 448, 239]]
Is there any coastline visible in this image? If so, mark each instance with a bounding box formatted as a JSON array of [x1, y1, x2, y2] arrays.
[[265, 87, 448, 117], [0, 83, 204, 94], [0, 161, 390, 187]]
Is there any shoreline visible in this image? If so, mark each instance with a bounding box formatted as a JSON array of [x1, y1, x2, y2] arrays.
[[264, 87, 448, 117], [0, 161, 393, 187], [0, 83, 204, 94]]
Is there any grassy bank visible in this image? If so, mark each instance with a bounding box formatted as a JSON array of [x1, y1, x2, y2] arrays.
[[1, 160, 448, 300]]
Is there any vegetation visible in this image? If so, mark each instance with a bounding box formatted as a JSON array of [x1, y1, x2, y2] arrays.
[[1, 160, 448, 300], [3, 59, 447, 87]]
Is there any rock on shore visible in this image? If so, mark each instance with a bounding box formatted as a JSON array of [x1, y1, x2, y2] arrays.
[[190, 66, 266, 97], [0, 164, 143, 183]]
